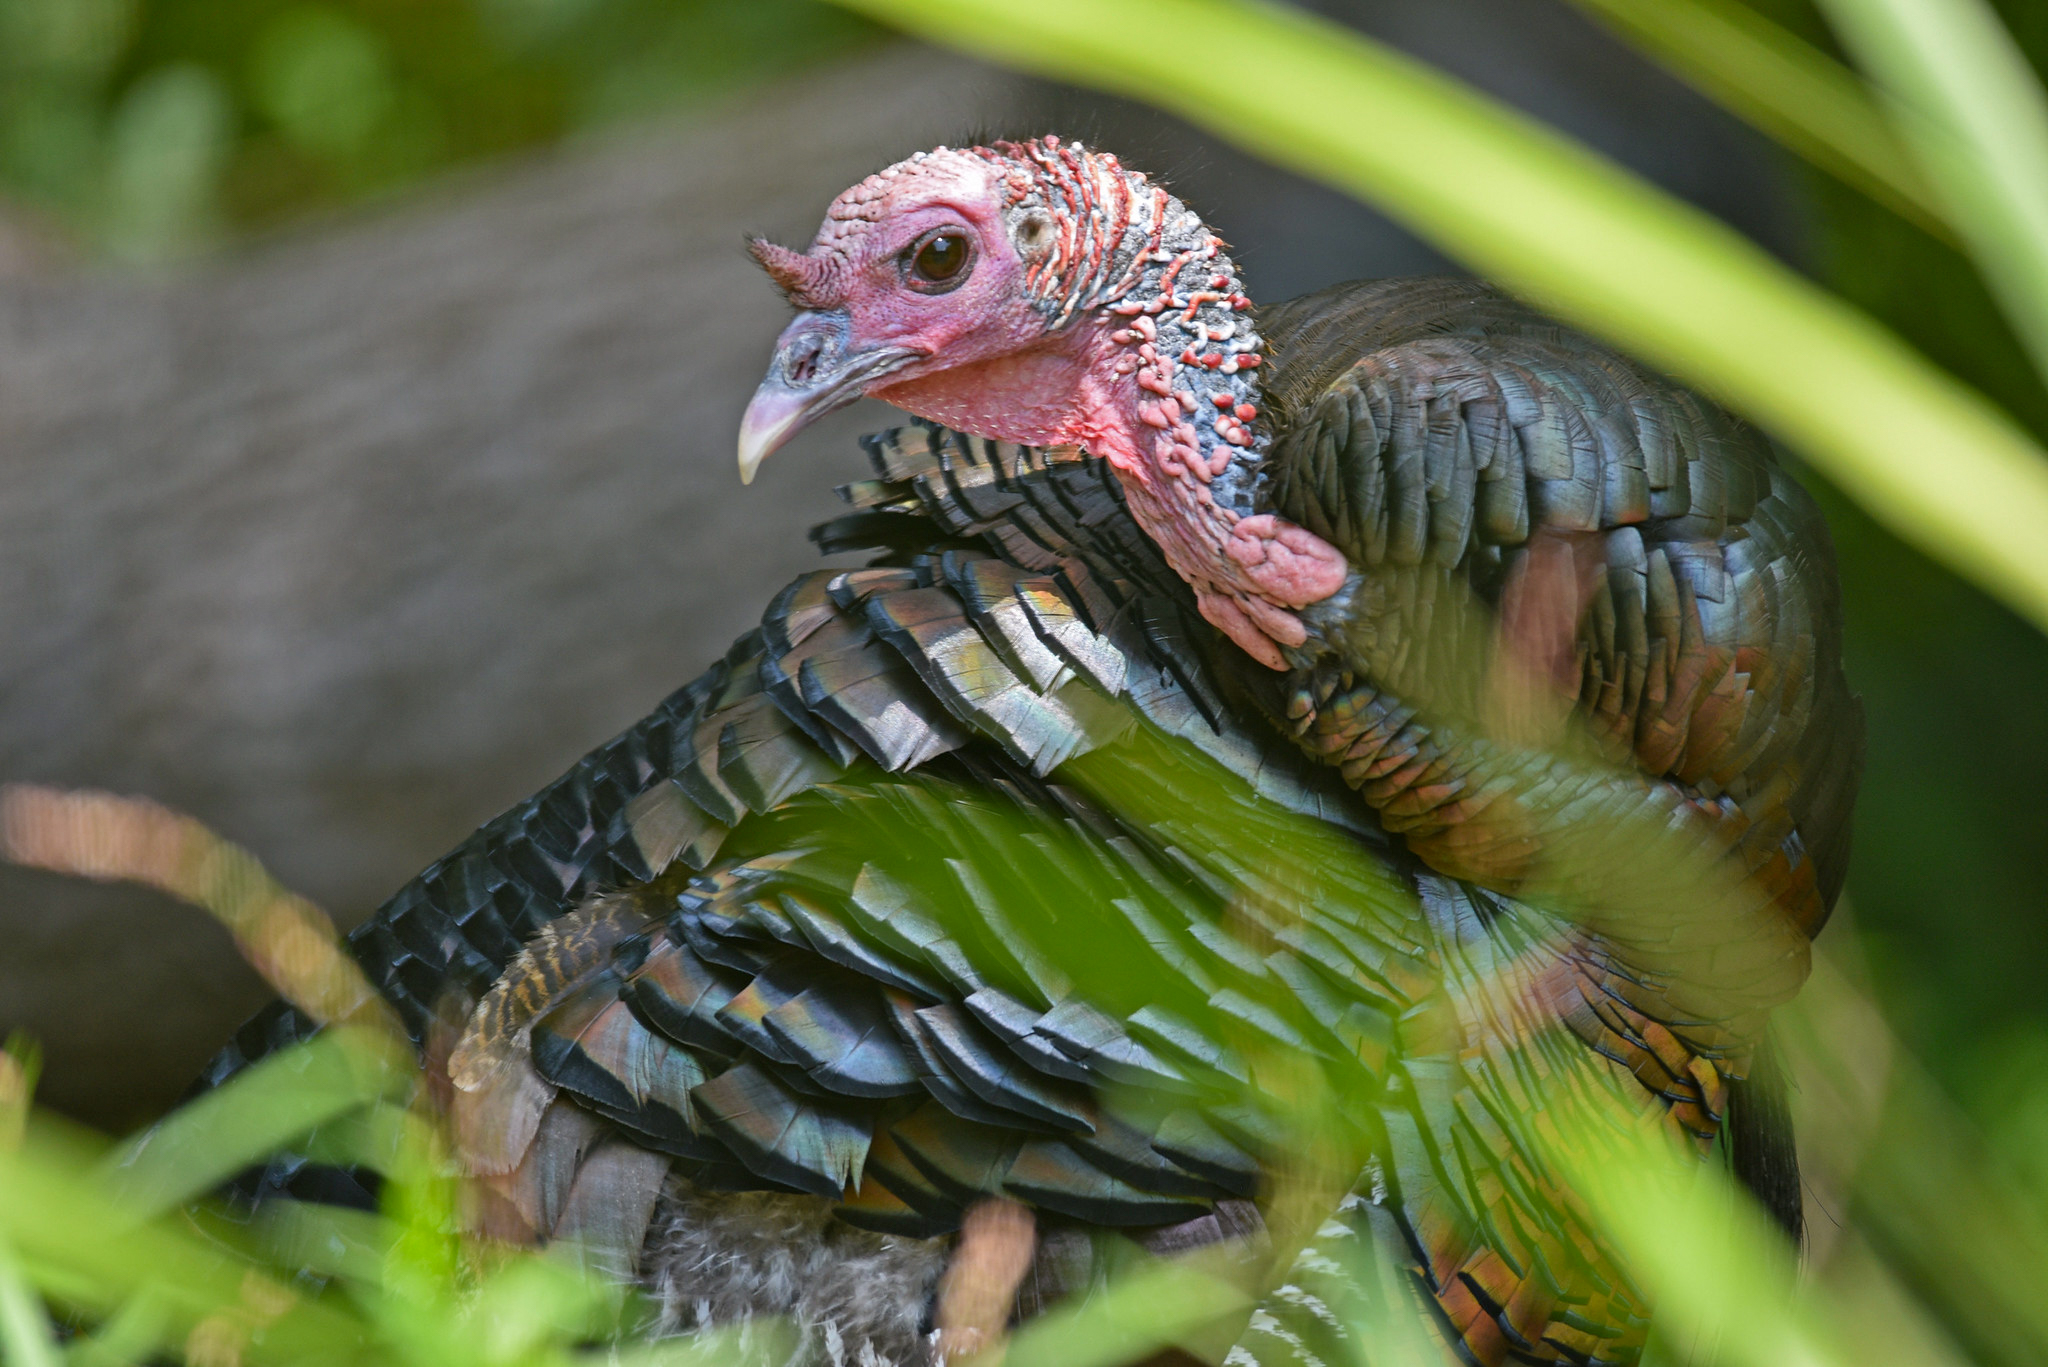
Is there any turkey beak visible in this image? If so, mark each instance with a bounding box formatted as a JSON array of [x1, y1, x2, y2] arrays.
[[738, 311, 923, 484]]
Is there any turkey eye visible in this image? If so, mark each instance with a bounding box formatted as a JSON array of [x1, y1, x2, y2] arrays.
[[906, 230, 972, 291]]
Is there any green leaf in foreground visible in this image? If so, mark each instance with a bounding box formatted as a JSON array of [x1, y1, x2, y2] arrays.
[[1562, 0, 1948, 239], [1814, 0, 2048, 389], [1003, 1259, 1252, 1367], [98, 1027, 407, 1222], [0, 1235, 61, 1367], [820, 0, 2048, 641], [1552, 1128, 1846, 1367]]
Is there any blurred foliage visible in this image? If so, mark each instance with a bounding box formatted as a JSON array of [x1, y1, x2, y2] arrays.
[[6, 5, 2048, 1357], [1, 1026, 1236, 1367], [0, 0, 876, 258], [1, 1027, 776, 1367], [1560, 0, 1950, 238], [1733, 0, 2048, 1124], [5, 779, 2048, 1367]]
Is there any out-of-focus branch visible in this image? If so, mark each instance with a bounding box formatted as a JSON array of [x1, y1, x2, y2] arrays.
[[0, 785, 400, 1042], [937, 1199, 1037, 1362]]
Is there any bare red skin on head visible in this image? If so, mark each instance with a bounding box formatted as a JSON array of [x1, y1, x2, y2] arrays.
[[770, 147, 1348, 669], [766, 153, 1049, 375]]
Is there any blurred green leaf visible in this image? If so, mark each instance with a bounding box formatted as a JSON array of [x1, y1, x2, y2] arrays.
[[99, 1026, 406, 1221], [101, 62, 228, 259], [248, 1201, 391, 1284], [1559, 1134, 1846, 1367], [1851, 1065, 2048, 1367], [1805, 1234, 1975, 1367], [1815, 0, 2048, 385], [64, 1287, 174, 1367], [0, 1236, 60, 1367], [1779, 945, 2048, 1367], [465, 1256, 618, 1364], [473, 0, 603, 47], [610, 1324, 794, 1367], [1561, 0, 1948, 239], [824, 0, 2048, 643], [1004, 1258, 1253, 1367], [293, 1099, 423, 1174], [0, 1139, 372, 1367], [249, 6, 394, 158], [0, 0, 136, 78]]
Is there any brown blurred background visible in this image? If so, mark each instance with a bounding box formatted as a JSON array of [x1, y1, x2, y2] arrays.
[[3, 0, 2042, 1141]]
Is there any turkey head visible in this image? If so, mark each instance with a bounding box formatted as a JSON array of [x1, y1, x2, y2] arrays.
[[739, 136, 1348, 670]]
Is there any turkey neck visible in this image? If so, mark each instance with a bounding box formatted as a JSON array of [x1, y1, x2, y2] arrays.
[[1094, 216, 1270, 517], [1071, 234, 1351, 671], [884, 197, 1349, 669], [1084, 240, 1269, 554]]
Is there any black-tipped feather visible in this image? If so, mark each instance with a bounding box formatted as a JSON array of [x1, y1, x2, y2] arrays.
[[760, 973, 924, 1099], [689, 1062, 872, 1200]]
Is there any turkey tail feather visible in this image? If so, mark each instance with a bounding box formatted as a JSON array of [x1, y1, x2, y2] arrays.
[[1727, 1025, 1804, 1246]]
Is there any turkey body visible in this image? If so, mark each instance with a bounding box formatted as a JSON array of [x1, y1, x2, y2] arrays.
[[200, 279, 1861, 1367]]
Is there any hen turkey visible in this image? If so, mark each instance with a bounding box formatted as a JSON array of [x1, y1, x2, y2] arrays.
[[201, 137, 1861, 1367]]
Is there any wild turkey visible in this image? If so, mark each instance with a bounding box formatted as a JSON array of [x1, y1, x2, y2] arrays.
[[200, 137, 1862, 1366]]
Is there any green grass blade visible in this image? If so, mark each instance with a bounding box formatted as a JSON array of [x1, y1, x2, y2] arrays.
[[98, 1027, 407, 1221], [63, 1289, 174, 1367], [1850, 1067, 2048, 1367], [821, 0, 2048, 640], [1815, 0, 2048, 386], [1561, 1146, 1849, 1367], [1003, 1259, 1252, 1367], [0, 1236, 60, 1367], [2, 1136, 377, 1367], [248, 1201, 392, 1285], [612, 1323, 798, 1367], [1563, 0, 1948, 238]]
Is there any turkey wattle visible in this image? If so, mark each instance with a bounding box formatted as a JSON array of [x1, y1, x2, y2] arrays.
[[202, 138, 1862, 1367]]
